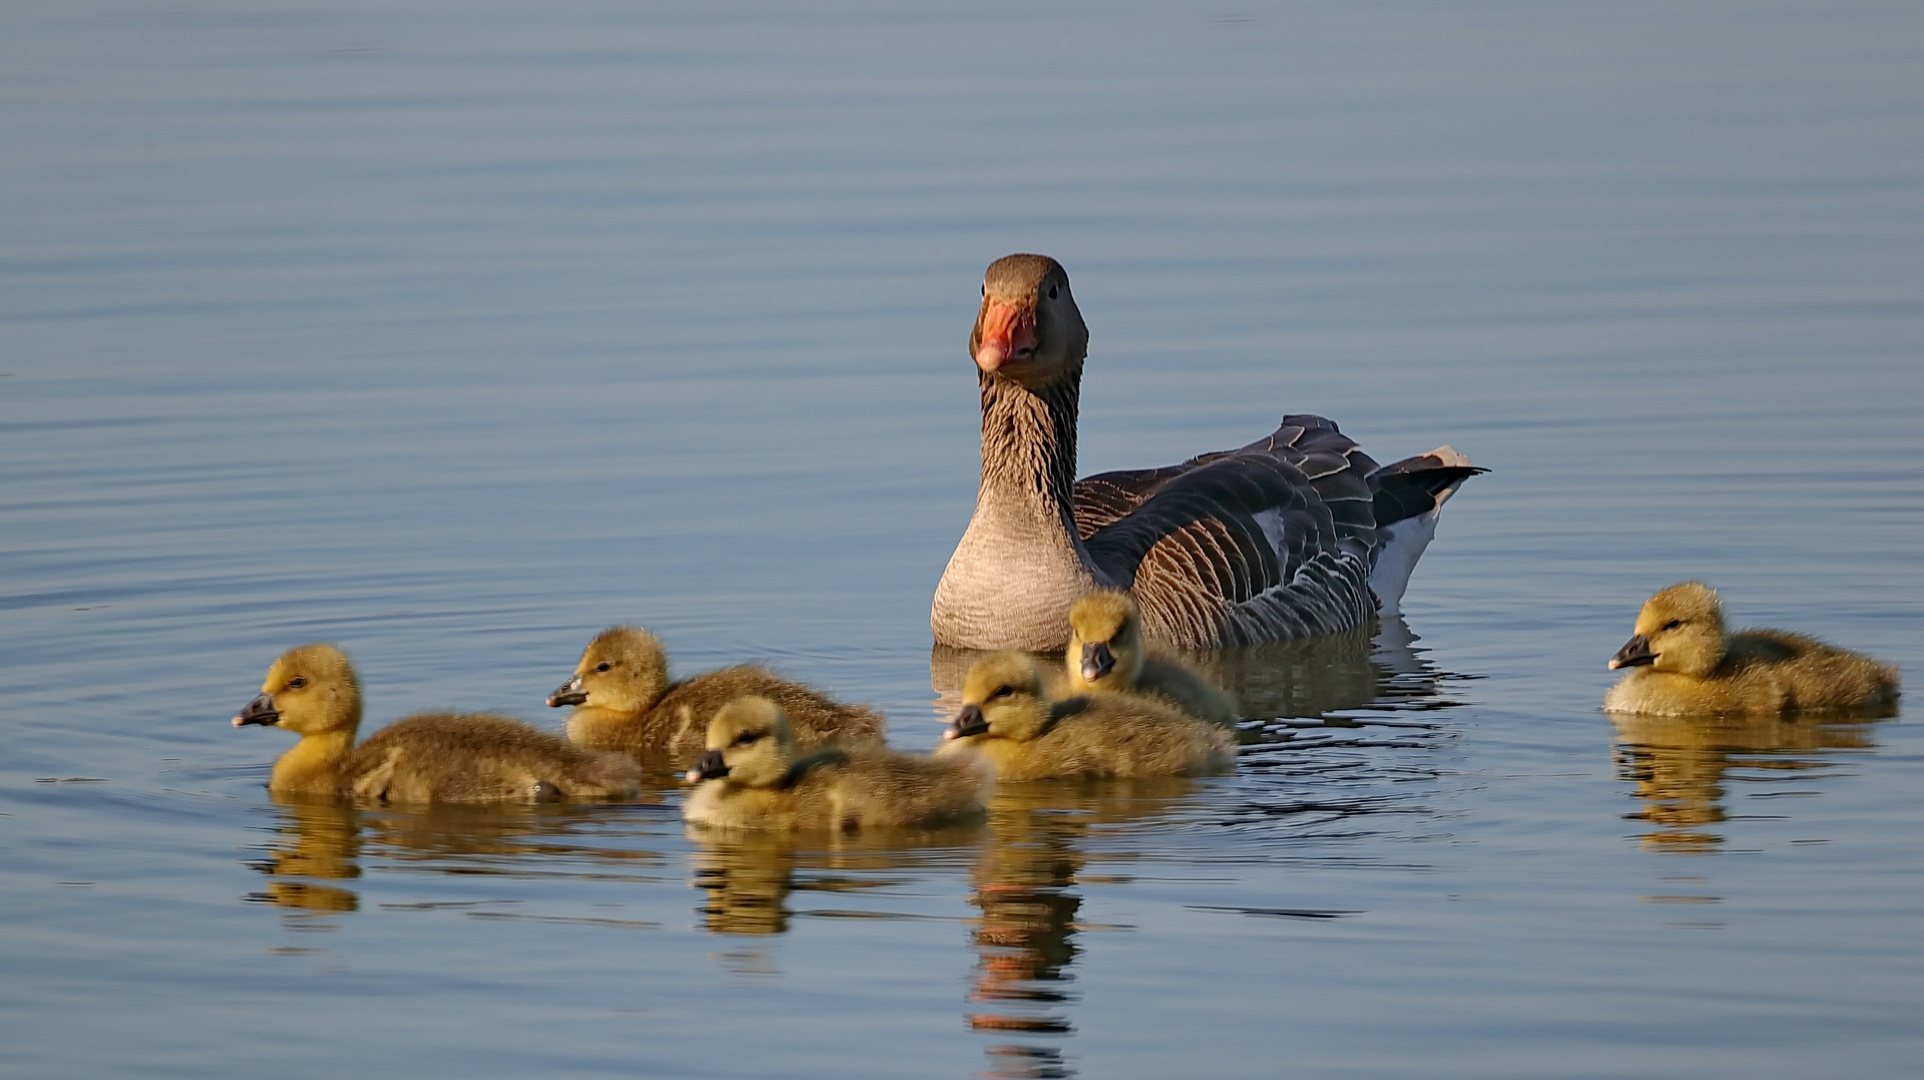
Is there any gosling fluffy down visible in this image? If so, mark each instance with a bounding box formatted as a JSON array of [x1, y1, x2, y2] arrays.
[[234, 643, 639, 803], [937, 652, 1236, 781], [548, 626, 886, 763], [682, 697, 992, 831], [1604, 582, 1900, 716], [1067, 590, 1238, 725]]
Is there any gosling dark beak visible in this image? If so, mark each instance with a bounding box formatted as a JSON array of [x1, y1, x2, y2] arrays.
[[1609, 634, 1658, 670], [1080, 642, 1115, 683], [685, 749, 729, 783], [944, 704, 989, 741], [547, 675, 587, 708], [233, 693, 280, 727]]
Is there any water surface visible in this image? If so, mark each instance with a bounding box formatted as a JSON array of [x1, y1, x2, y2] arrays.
[[3, 2, 1922, 1077]]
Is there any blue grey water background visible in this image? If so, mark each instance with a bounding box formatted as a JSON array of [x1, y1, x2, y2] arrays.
[[3, 2, 1922, 1077]]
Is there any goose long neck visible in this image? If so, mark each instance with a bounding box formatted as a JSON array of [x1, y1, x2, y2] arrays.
[[977, 370, 1080, 523], [931, 363, 1096, 651]]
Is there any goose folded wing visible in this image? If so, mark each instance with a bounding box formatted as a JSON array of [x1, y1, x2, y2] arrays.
[[1073, 464, 1193, 538]]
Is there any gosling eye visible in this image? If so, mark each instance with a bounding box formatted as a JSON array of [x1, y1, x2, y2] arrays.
[[1661, 620, 1682, 631], [980, 283, 986, 297], [731, 731, 763, 747], [594, 662, 611, 673], [287, 676, 307, 689], [987, 685, 1013, 702]]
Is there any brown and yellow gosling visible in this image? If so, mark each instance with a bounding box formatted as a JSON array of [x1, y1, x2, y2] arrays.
[[936, 651, 1235, 781], [548, 626, 886, 764], [234, 644, 639, 803], [681, 697, 992, 831], [1067, 590, 1238, 725], [1604, 582, 1900, 716]]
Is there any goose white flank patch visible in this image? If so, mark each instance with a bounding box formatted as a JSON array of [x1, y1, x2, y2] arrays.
[[930, 253, 1485, 650]]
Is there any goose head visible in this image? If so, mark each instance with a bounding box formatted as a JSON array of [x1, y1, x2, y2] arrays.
[[234, 643, 362, 737], [971, 254, 1089, 391], [1610, 582, 1727, 678], [1067, 590, 1145, 691], [947, 651, 1052, 744], [686, 696, 797, 788], [548, 625, 669, 713]]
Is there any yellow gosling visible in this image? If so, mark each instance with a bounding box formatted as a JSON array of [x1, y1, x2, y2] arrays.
[[1067, 590, 1238, 725], [234, 644, 639, 803], [681, 697, 992, 831], [936, 652, 1235, 780], [548, 626, 886, 762], [1604, 582, 1900, 716]]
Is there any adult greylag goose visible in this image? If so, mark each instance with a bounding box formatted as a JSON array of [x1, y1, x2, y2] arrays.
[[234, 644, 640, 803], [1066, 590, 1238, 725], [931, 253, 1484, 651], [1604, 582, 1900, 716], [935, 652, 1235, 781], [682, 697, 993, 831]]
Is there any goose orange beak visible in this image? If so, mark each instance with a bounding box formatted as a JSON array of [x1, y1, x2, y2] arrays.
[[974, 300, 1036, 373]]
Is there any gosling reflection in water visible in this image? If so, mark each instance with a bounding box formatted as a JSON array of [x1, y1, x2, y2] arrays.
[[1611, 712, 1885, 852], [246, 800, 363, 914], [685, 828, 980, 940], [245, 796, 665, 918], [687, 831, 800, 935], [966, 777, 1202, 1077]]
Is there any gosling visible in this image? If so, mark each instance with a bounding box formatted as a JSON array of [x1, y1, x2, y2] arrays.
[[1604, 582, 1900, 716], [1067, 590, 1238, 725], [548, 626, 886, 762], [234, 643, 640, 803], [936, 652, 1236, 780], [682, 697, 993, 831]]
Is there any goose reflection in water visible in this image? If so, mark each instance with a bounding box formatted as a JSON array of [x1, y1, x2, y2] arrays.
[[934, 615, 1466, 729], [1610, 711, 1892, 852], [965, 777, 1203, 1079]]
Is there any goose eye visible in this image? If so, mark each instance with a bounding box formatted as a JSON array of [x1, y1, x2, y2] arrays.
[[594, 662, 611, 673], [980, 283, 986, 297], [1661, 620, 1682, 631], [287, 677, 306, 689], [1047, 284, 1059, 300]]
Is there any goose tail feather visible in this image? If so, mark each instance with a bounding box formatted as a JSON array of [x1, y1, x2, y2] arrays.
[[1367, 447, 1486, 616]]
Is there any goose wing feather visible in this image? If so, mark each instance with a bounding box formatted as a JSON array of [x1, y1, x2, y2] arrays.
[[1078, 417, 1384, 647]]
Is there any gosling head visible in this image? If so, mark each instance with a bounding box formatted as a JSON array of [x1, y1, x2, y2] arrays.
[[233, 643, 362, 737], [971, 254, 1089, 391], [685, 696, 797, 788], [1609, 582, 1728, 678], [548, 626, 669, 712], [1068, 590, 1144, 690], [946, 651, 1051, 744]]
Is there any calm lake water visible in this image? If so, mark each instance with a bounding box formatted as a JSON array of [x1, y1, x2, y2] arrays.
[[3, 2, 1921, 1077]]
